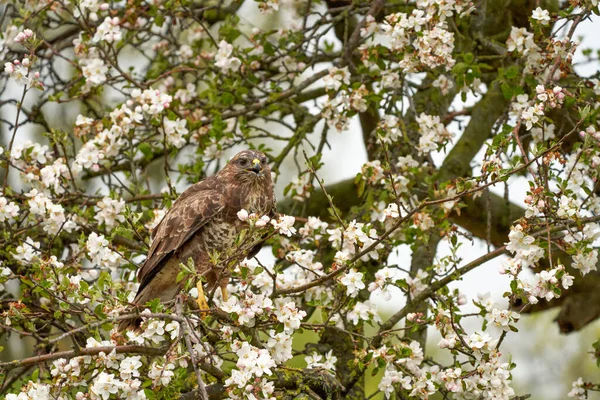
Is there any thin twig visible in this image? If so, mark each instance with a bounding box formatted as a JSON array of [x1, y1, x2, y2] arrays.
[[176, 299, 208, 400], [3, 84, 28, 194]]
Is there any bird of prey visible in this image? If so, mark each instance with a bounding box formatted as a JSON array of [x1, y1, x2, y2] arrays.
[[119, 150, 275, 331]]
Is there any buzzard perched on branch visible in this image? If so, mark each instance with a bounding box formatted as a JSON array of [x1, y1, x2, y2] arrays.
[[119, 150, 275, 331]]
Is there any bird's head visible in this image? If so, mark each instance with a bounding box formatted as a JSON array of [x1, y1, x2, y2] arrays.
[[226, 150, 271, 184]]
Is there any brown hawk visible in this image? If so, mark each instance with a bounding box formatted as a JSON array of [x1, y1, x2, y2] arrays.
[[119, 150, 275, 331]]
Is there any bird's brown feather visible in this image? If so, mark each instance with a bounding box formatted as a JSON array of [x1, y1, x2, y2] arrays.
[[137, 179, 225, 292]]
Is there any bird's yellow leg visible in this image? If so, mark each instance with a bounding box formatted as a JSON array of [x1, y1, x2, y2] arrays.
[[196, 280, 209, 317], [220, 281, 229, 302]]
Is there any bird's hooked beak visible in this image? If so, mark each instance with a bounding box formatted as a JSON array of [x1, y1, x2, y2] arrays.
[[248, 158, 262, 174]]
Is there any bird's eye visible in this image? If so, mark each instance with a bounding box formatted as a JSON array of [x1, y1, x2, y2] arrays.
[[261, 157, 267, 164], [239, 158, 249, 167]]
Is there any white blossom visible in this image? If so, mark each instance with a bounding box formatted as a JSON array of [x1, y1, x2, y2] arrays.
[[0, 197, 20, 222], [4, 59, 30, 86], [305, 350, 337, 371], [274, 300, 306, 332], [506, 27, 539, 54], [214, 40, 241, 74], [347, 301, 381, 325], [231, 340, 276, 380], [165, 321, 180, 340], [468, 331, 497, 353], [161, 118, 188, 148], [91, 372, 122, 399], [531, 7, 551, 25], [119, 356, 142, 380], [94, 197, 126, 231], [505, 224, 544, 268], [340, 269, 365, 297], [237, 209, 249, 221], [567, 377, 586, 399], [145, 208, 167, 230], [13, 237, 41, 265], [142, 318, 166, 344], [81, 58, 108, 86], [14, 29, 34, 44], [323, 66, 350, 91], [267, 330, 293, 363], [432, 74, 454, 95], [572, 250, 598, 276], [379, 367, 412, 398], [530, 123, 555, 143], [148, 361, 175, 386], [93, 17, 122, 43], [87, 232, 122, 270], [271, 214, 296, 236], [491, 308, 520, 331], [416, 113, 453, 154]]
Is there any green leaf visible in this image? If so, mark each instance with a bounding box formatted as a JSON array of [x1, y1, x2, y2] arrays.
[[500, 83, 513, 100], [579, 105, 592, 120], [94, 304, 106, 319], [505, 65, 519, 80], [553, 286, 561, 296], [221, 92, 234, 105], [357, 179, 366, 198], [452, 62, 469, 75]]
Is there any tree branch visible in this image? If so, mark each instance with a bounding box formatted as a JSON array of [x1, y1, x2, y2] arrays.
[[373, 246, 508, 348], [0, 345, 167, 369]]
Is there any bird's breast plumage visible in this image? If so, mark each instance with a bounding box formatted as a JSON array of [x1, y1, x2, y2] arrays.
[[176, 184, 273, 271], [202, 217, 241, 249], [243, 188, 272, 215]]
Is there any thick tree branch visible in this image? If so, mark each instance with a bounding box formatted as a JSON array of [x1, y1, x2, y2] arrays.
[[438, 82, 508, 181]]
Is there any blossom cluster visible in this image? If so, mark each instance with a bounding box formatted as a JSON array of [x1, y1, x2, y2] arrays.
[[237, 210, 296, 237], [416, 113, 454, 154], [321, 68, 370, 132], [378, 8, 457, 72], [327, 219, 383, 264]]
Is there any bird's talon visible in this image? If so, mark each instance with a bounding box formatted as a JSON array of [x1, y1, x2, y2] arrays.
[[220, 282, 229, 302], [196, 281, 210, 318]]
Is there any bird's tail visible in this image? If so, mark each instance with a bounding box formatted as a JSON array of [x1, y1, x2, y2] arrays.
[[118, 262, 181, 332], [117, 281, 154, 332]]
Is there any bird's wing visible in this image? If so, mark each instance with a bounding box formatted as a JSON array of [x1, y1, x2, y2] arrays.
[[137, 183, 225, 292]]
